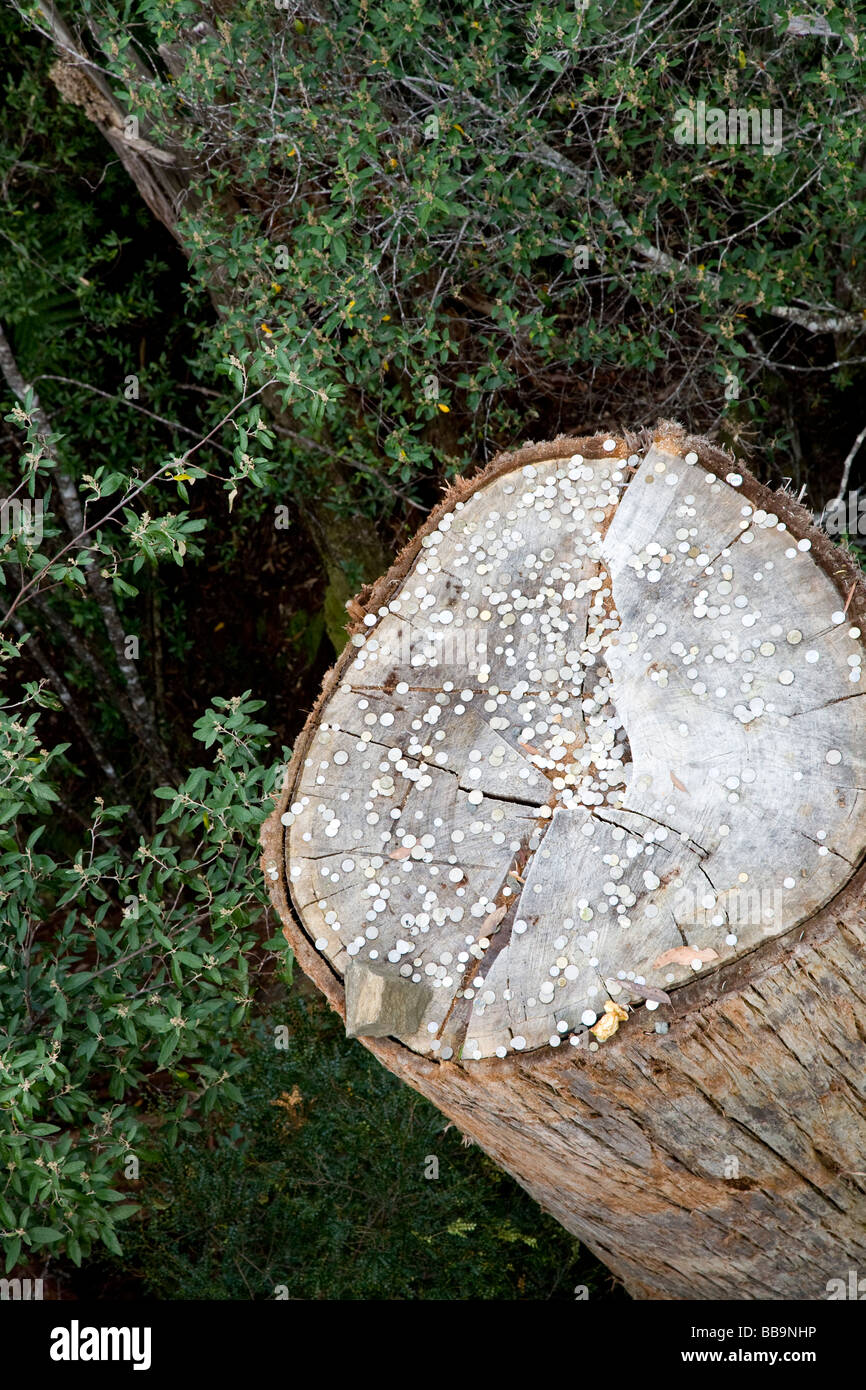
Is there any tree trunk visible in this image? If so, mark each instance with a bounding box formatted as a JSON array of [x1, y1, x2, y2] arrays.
[[261, 424, 866, 1299]]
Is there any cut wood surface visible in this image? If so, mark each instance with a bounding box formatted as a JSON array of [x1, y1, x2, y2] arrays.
[[267, 426, 865, 1059], [262, 423, 866, 1299]]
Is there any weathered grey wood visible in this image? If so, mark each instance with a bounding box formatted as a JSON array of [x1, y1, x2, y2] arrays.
[[262, 423, 866, 1299], [271, 430, 866, 1061]]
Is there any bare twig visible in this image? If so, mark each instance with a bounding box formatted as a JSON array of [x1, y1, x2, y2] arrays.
[[831, 421, 866, 512], [0, 320, 177, 783], [8, 614, 147, 835]]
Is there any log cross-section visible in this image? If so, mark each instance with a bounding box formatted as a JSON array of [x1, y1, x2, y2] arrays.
[[262, 424, 866, 1299]]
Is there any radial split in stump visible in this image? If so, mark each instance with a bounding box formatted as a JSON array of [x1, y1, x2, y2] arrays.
[[265, 426, 865, 1060]]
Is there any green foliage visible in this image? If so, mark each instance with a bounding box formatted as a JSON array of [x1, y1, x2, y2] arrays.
[[0, 686, 291, 1271], [108, 994, 609, 1300], [1, 388, 277, 603], [80, 0, 866, 503]]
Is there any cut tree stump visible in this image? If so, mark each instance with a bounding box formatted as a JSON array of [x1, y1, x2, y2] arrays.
[[261, 422, 866, 1299]]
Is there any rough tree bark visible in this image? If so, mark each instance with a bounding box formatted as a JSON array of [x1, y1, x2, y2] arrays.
[[262, 423, 866, 1300]]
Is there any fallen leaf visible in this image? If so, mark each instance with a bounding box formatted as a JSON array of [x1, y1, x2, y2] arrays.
[[626, 982, 672, 1005], [652, 945, 719, 970], [271, 1085, 303, 1111], [389, 846, 412, 860], [669, 770, 689, 793], [270, 1086, 306, 1126], [591, 1001, 629, 1041], [481, 904, 508, 934]]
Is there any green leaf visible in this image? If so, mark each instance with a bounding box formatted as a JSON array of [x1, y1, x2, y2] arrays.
[[157, 1031, 180, 1068], [29, 1226, 64, 1244]]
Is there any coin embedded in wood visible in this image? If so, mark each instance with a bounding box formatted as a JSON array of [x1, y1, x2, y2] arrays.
[[263, 428, 866, 1061]]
